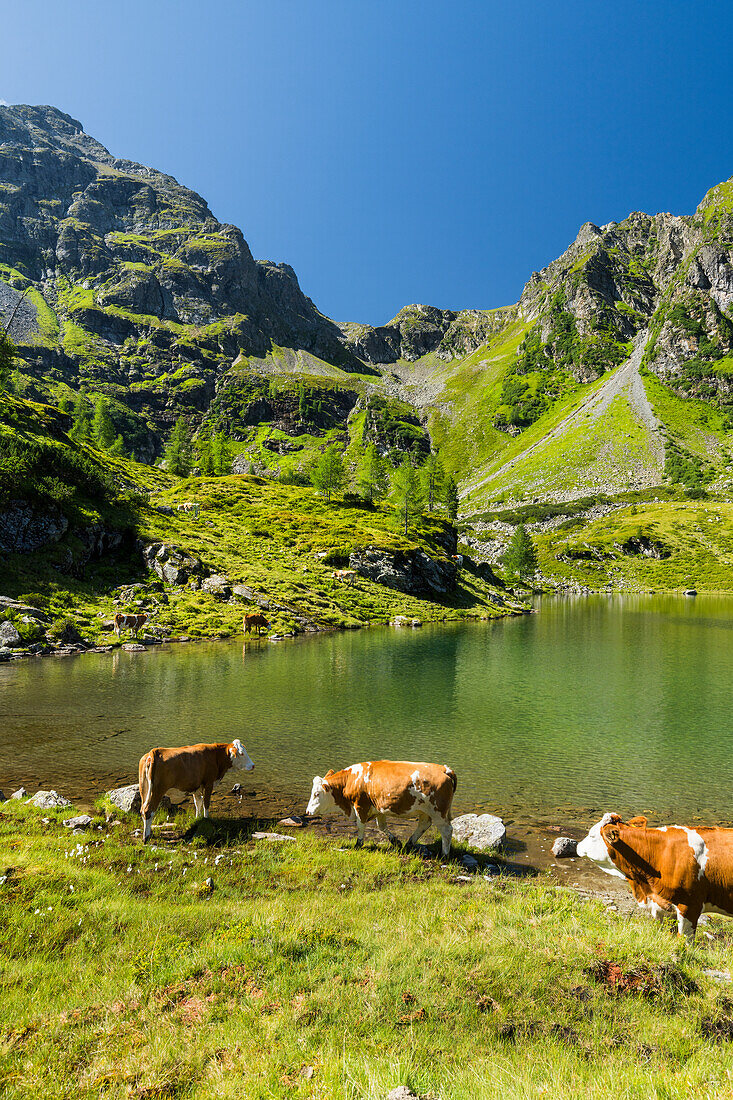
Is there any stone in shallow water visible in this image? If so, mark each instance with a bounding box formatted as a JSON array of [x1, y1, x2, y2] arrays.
[[28, 790, 72, 809], [452, 812, 506, 851], [552, 836, 578, 858]]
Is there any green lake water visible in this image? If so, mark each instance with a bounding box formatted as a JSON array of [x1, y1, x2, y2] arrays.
[[1, 595, 731, 830]]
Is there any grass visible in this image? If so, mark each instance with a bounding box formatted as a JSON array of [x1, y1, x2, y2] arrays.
[[536, 501, 733, 591], [4, 800, 733, 1098]]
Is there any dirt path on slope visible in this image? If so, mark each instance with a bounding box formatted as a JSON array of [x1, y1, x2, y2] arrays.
[[462, 330, 664, 500]]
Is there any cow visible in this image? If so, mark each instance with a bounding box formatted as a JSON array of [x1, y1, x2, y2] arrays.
[[577, 812, 733, 939], [331, 569, 358, 584], [138, 739, 254, 842], [243, 612, 270, 635], [306, 760, 457, 855], [113, 612, 148, 637], [176, 502, 200, 517]]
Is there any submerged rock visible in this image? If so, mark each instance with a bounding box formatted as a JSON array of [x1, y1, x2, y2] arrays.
[[552, 836, 578, 858], [452, 813, 506, 851], [28, 789, 72, 809]]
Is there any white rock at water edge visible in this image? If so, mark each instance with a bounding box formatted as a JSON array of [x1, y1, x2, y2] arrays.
[[552, 836, 578, 858], [28, 790, 72, 809], [10, 787, 27, 800], [451, 813, 506, 851], [63, 815, 94, 830]]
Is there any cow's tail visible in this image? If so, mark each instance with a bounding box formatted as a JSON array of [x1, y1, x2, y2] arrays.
[[139, 752, 154, 814], [445, 766, 457, 792]]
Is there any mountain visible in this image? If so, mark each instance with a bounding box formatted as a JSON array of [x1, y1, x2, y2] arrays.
[[1, 103, 732, 599]]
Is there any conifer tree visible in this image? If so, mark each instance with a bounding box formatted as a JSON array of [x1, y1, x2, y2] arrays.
[[422, 452, 445, 512], [165, 416, 192, 476], [442, 475, 459, 521], [354, 442, 388, 504], [0, 332, 15, 391], [212, 431, 232, 475], [390, 454, 425, 534], [310, 445, 345, 503], [92, 396, 116, 450], [109, 434, 126, 457], [502, 523, 538, 581], [70, 392, 92, 443]]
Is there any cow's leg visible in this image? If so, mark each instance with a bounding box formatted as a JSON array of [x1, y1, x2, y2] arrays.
[[406, 812, 431, 849], [202, 783, 214, 818], [376, 813, 399, 846], [192, 790, 204, 818], [438, 818, 453, 858], [353, 809, 366, 848], [675, 903, 699, 941]]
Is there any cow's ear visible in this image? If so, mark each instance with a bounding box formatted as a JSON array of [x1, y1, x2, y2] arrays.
[[628, 815, 647, 829], [325, 769, 335, 778], [602, 823, 621, 845], [608, 813, 622, 824]]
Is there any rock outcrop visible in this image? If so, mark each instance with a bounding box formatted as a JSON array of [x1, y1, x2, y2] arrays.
[[349, 547, 457, 597]]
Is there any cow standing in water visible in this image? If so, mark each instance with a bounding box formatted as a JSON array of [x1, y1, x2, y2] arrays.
[[577, 812, 733, 939], [138, 739, 254, 842], [306, 760, 457, 855]]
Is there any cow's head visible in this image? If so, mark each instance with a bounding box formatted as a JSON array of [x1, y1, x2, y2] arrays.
[[229, 739, 254, 771], [576, 813, 628, 878], [306, 773, 336, 817]]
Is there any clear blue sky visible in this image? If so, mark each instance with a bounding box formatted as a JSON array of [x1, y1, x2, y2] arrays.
[[3, 1, 733, 325]]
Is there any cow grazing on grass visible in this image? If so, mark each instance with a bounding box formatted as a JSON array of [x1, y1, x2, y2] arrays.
[[113, 612, 148, 637], [306, 760, 457, 855], [331, 569, 357, 584], [138, 739, 254, 842], [176, 502, 200, 517], [577, 812, 733, 939], [243, 612, 270, 635]]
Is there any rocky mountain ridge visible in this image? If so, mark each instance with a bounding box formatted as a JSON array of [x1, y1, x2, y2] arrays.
[[1, 103, 732, 510]]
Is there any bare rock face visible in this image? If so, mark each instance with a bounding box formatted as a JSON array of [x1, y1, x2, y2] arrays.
[[0, 621, 21, 647], [201, 574, 232, 600], [141, 543, 205, 585], [0, 502, 69, 553], [451, 813, 506, 851], [350, 547, 457, 597]]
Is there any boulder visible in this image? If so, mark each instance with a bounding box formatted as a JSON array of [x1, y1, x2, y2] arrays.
[[0, 501, 69, 553], [28, 790, 72, 809], [251, 831, 297, 842], [552, 836, 578, 858], [107, 785, 141, 814], [0, 620, 21, 647], [63, 814, 93, 830], [350, 547, 457, 597], [122, 643, 146, 652], [451, 813, 506, 851], [201, 574, 232, 600], [11, 787, 26, 800], [0, 790, 5, 802], [0, 647, 16, 661], [140, 542, 205, 586]]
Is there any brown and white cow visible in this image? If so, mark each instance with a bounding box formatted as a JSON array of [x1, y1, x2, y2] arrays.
[[243, 612, 270, 635], [331, 569, 357, 584], [577, 812, 733, 938], [113, 612, 148, 637], [306, 760, 457, 855], [138, 739, 254, 842]]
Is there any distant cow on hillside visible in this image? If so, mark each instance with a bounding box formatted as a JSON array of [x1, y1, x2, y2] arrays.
[[243, 612, 270, 635], [331, 569, 357, 584], [177, 502, 200, 518], [113, 612, 148, 637]]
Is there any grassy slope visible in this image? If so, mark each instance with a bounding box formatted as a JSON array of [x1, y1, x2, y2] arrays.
[[0, 393, 511, 646], [536, 501, 733, 591], [4, 801, 733, 1099]]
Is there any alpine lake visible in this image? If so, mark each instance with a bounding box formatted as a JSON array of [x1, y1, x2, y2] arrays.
[[1, 594, 732, 872]]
